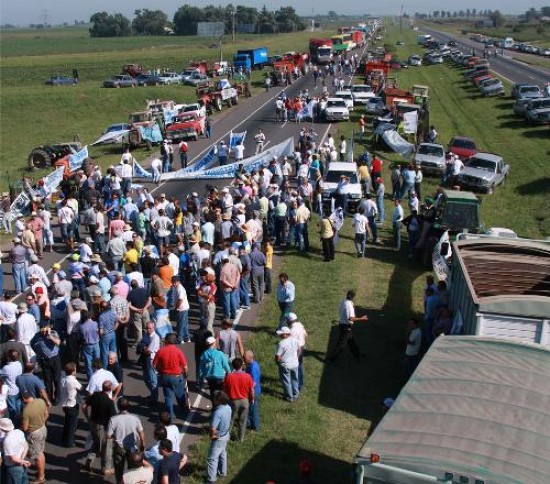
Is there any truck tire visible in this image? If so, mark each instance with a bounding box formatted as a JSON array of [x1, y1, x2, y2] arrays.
[[215, 98, 222, 111], [28, 149, 51, 170], [232, 95, 239, 106]]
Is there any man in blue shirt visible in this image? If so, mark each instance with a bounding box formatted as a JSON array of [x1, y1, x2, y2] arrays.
[[16, 362, 52, 407], [80, 311, 101, 379], [98, 301, 118, 368], [199, 337, 231, 400], [206, 391, 232, 483], [277, 273, 295, 328], [30, 321, 62, 405], [244, 350, 261, 432]]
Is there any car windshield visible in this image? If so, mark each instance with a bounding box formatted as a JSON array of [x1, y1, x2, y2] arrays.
[[441, 201, 479, 231], [484, 79, 499, 86], [106, 125, 128, 133], [418, 145, 444, 156], [182, 105, 200, 112], [327, 100, 346, 107], [530, 99, 550, 109], [175, 116, 194, 123], [467, 158, 496, 171], [339, 94, 353, 100], [522, 86, 540, 93], [352, 86, 372, 93], [452, 139, 476, 149], [325, 171, 358, 183]]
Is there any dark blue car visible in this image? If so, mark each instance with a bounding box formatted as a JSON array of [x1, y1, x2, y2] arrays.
[[45, 75, 77, 86], [135, 74, 162, 86]]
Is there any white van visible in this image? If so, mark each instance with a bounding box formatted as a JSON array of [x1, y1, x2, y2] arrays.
[[504, 37, 514, 49]]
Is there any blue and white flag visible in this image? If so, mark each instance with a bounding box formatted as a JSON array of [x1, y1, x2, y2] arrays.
[[41, 166, 64, 196], [8, 191, 31, 221], [296, 100, 316, 121], [68, 145, 89, 172], [139, 124, 163, 143], [182, 146, 217, 173], [133, 159, 153, 178], [163, 109, 179, 125], [229, 131, 247, 148]]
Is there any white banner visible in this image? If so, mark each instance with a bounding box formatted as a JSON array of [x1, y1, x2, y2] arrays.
[[91, 130, 130, 146], [68, 145, 89, 172], [133, 159, 153, 178], [8, 191, 31, 221], [381, 130, 415, 158], [160, 137, 295, 181], [403, 110, 418, 134], [41, 166, 64, 196]]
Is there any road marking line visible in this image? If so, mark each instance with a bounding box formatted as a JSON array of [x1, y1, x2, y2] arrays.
[[281, 120, 288, 128]]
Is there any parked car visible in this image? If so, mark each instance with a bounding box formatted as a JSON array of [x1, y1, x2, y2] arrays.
[[408, 55, 422, 66], [513, 98, 533, 117], [158, 72, 181, 85], [335, 90, 354, 111], [323, 97, 350, 121], [525, 97, 550, 124], [165, 113, 206, 141], [178, 102, 207, 119], [184, 73, 211, 86], [180, 68, 200, 83], [425, 54, 444, 65], [103, 75, 137, 88], [541, 48, 550, 57], [98, 123, 131, 144], [321, 162, 362, 212], [479, 78, 505, 96], [350, 85, 375, 104], [414, 143, 446, 176], [45, 75, 77, 86], [512, 83, 543, 101], [457, 152, 509, 194], [449, 136, 477, 159], [135, 74, 162, 86]]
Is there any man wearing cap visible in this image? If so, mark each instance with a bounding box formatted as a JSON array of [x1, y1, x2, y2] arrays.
[[10, 238, 27, 293], [30, 320, 62, 405], [67, 253, 88, 299], [219, 255, 240, 320], [28, 212, 44, 259], [27, 255, 49, 289], [198, 337, 231, 400], [1, 417, 31, 482], [153, 333, 189, 420], [275, 326, 300, 402]]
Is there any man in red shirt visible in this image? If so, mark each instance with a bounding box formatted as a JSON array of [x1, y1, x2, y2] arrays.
[[371, 156, 383, 190], [153, 333, 189, 419], [178, 140, 188, 169], [223, 357, 254, 441]]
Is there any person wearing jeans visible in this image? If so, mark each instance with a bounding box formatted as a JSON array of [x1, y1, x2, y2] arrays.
[[239, 248, 251, 309], [392, 199, 404, 252], [219, 257, 240, 320], [352, 210, 369, 258], [275, 327, 300, 402], [206, 391, 232, 483], [244, 350, 261, 431], [98, 302, 118, 368], [79, 315, 101, 380], [276, 273, 295, 329], [60, 362, 82, 447], [153, 333, 189, 419], [138, 321, 160, 403], [172, 277, 190, 343], [10, 238, 27, 293]]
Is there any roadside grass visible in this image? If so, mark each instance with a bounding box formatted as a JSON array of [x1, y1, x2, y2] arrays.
[[0, 28, 335, 191]]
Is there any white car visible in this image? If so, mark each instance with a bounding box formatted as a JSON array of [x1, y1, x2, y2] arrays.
[[324, 97, 350, 121], [351, 85, 375, 104], [179, 102, 207, 119], [99, 123, 131, 144], [335, 90, 354, 111], [158, 72, 181, 85], [322, 161, 362, 212]]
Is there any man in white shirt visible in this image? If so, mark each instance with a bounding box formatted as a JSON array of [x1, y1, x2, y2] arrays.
[[172, 277, 190, 344], [151, 209, 173, 256], [86, 360, 122, 400], [352, 209, 369, 258], [2, 418, 31, 472], [358, 194, 379, 244], [275, 326, 300, 402], [150, 157, 162, 184], [392, 199, 404, 251], [138, 321, 160, 403], [405, 318, 422, 379], [287, 313, 308, 391], [254, 129, 265, 154], [120, 160, 133, 195], [233, 141, 245, 162], [218, 141, 229, 166]]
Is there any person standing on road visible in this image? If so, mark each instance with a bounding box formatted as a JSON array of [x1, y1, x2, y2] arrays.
[[171, 277, 190, 344], [10, 238, 27, 294], [198, 337, 231, 401], [106, 397, 145, 484], [205, 116, 212, 139], [219, 255, 240, 320], [327, 290, 368, 363], [137, 321, 160, 404], [275, 326, 300, 402], [30, 321, 62, 405], [254, 129, 266, 154], [206, 390, 232, 484], [216, 318, 244, 364], [178, 140, 188, 169], [59, 362, 82, 448], [217, 141, 229, 166], [98, 301, 118, 369], [153, 333, 189, 420], [223, 357, 254, 441], [20, 391, 49, 484], [1, 417, 32, 483], [249, 243, 266, 303]]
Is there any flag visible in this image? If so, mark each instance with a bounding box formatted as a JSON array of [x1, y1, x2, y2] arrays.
[[182, 146, 217, 173], [133, 159, 153, 178], [229, 131, 247, 148], [68, 145, 89, 172]]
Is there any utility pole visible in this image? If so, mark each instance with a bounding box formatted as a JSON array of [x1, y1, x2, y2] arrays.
[[400, 4, 403, 33], [232, 8, 236, 43]]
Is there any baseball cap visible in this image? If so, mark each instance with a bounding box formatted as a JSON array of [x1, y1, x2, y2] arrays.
[[276, 326, 291, 335], [12, 237, 21, 243], [57, 270, 67, 279], [52, 263, 61, 270], [206, 336, 216, 345], [286, 312, 298, 322]]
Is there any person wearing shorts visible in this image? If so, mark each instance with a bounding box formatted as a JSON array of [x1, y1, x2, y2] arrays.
[[21, 392, 48, 483]]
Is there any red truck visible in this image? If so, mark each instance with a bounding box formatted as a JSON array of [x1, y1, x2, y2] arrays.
[[365, 60, 390, 77], [309, 38, 333, 64], [352, 30, 365, 48]]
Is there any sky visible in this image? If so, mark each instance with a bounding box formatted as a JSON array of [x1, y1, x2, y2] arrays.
[[1, 0, 549, 26]]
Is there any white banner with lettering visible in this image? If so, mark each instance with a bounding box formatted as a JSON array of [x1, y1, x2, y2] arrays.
[[403, 110, 418, 134], [68, 145, 89, 172]]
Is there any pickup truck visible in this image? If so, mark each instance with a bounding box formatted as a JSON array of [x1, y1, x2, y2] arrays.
[[525, 97, 550, 123], [165, 113, 205, 141], [457, 152, 510, 194]]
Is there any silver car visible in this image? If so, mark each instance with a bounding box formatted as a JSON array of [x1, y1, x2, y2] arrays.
[[479, 78, 505, 97], [457, 152, 510, 194], [414, 143, 446, 175], [525, 98, 550, 123]]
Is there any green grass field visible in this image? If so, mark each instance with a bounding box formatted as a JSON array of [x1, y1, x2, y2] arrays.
[[0, 27, 336, 191], [182, 21, 550, 483]]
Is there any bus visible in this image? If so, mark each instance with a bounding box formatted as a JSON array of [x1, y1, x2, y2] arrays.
[[331, 33, 354, 52]]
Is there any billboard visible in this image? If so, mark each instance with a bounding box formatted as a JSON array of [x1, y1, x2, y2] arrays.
[[197, 22, 225, 37]]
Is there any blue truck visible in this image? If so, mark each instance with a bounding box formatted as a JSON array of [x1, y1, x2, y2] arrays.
[[233, 47, 268, 70]]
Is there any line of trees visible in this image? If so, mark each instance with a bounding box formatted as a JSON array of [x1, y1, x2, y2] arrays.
[[89, 4, 306, 37], [414, 9, 505, 27]]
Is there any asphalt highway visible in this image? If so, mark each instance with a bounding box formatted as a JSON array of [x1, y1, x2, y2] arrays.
[[419, 26, 550, 86]]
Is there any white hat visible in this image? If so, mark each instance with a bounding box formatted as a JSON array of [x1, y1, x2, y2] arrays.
[[206, 336, 216, 345], [286, 312, 298, 322], [221, 187, 229, 193], [276, 326, 291, 335], [0, 418, 14, 432]]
